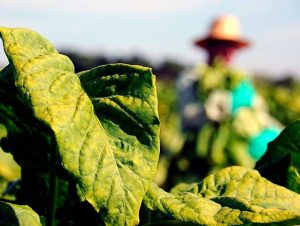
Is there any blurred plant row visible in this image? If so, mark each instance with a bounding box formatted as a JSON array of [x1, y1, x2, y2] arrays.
[[156, 72, 300, 186]]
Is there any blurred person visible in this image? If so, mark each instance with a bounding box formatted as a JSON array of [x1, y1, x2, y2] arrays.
[[166, 14, 282, 189]]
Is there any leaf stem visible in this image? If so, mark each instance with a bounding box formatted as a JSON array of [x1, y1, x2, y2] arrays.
[[47, 140, 59, 226]]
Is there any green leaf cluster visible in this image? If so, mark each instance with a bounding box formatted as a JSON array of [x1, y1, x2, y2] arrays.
[[0, 26, 300, 226]]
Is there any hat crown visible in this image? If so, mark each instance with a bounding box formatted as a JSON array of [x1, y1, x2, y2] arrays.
[[208, 14, 242, 40]]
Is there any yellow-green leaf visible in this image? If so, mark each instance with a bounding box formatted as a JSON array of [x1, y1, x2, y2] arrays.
[[144, 166, 300, 225], [0, 27, 160, 225]]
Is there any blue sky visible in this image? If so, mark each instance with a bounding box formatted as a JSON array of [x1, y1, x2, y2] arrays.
[[1, 0, 300, 78]]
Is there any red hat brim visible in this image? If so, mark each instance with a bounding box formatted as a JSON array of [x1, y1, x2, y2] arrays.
[[194, 36, 250, 49]]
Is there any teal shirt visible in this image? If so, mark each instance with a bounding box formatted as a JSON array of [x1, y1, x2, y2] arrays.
[[249, 128, 281, 160], [231, 80, 256, 114]]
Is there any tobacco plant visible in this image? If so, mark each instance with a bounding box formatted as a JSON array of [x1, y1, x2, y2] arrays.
[[0, 26, 300, 226]]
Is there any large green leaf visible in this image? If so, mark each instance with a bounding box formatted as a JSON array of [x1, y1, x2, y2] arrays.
[[256, 120, 300, 193], [144, 166, 300, 225], [0, 201, 41, 226], [0, 27, 160, 225], [78, 63, 160, 225]]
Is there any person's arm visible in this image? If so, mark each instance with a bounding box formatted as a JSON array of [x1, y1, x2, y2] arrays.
[[229, 80, 283, 159]]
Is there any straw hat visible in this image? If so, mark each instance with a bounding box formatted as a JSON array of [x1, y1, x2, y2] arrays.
[[194, 14, 250, 49]]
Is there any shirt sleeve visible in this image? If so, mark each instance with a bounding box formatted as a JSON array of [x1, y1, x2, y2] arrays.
[[176, 68, 207, 132]]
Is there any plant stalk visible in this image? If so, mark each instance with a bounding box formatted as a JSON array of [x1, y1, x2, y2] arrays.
[[47, 140, 59, 226]]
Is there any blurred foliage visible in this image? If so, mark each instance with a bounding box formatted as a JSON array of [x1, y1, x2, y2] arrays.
[[254, 76, 300, 126], [0, 124, 21, 183], [0, 104, 21, 201]]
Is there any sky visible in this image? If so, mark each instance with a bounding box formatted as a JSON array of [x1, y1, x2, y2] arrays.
[[1, 0, 300, 78]]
